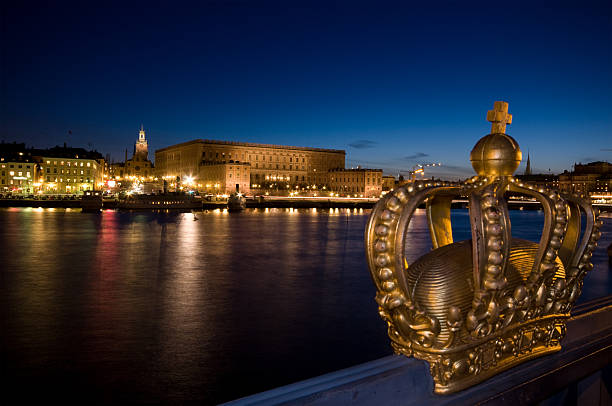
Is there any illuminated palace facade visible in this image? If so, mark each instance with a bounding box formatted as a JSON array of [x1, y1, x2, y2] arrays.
[[155, 140, 347, 194]]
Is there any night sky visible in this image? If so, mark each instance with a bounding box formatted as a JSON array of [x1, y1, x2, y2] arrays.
[[2, 1, 611, 179]]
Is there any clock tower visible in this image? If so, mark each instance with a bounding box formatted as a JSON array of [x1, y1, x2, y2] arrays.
[[134, 125, 148, 161]]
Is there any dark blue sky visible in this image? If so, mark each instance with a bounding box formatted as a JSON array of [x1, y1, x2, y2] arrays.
[[2, 1, 611, 178]]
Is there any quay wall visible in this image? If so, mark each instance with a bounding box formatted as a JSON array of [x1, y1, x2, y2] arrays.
[[0, 198, 610, 211]]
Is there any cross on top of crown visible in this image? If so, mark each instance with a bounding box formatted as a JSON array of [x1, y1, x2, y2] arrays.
[[487, 101, 512, 134]]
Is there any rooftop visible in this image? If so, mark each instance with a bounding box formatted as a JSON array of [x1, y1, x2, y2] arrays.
[[156, 139, 345, 154]]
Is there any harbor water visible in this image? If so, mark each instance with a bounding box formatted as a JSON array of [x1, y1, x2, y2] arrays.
[[1, 207, 610, 404]]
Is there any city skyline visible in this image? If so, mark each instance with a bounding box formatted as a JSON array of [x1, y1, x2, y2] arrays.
[[2, 1, 611, 179]]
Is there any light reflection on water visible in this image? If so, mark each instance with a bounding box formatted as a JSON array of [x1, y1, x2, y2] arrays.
[[0, 207, 610, 404]]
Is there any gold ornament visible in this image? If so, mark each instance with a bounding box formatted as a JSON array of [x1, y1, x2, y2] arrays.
[[365, 101, 601, 394]]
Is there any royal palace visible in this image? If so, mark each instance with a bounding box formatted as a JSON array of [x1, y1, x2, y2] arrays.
[[155, 139, 383, 197]]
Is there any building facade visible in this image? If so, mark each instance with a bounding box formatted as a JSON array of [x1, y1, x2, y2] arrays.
[[514, 174, 560, 190], [558, 161, 612, 195], [155, 139, 346, 193], [328, 168, 383, 197], [199, 161, 251, 194], [382, 175, 396, 192], [0, 143, 106, 195], [37, 156, 104, 194], [0, 159, 36, 195]]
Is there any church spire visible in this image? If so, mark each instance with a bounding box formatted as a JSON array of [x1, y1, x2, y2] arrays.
[[134, 125, 149, 161], [524, 151, 532, 176]]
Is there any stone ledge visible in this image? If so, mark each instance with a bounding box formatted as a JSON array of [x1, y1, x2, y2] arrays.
[[222, 296, 612, 406]]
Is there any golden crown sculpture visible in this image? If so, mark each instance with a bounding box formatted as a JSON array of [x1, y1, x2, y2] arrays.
[[365, 101, 602, 394]]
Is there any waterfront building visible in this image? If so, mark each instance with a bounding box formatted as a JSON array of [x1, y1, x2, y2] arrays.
[[31, 146, 105, 194], [514, 173, 559, 190], [0, 143, 37, 195], [328, 168, 383, 197], [37, 156, 104, 194], [1, 142, 107, 195], [382, 175, 396, 192], [199, 161, 251, 194], [558, 161, 612, 195], [109, 160, 126, 179], [0, 159, 36, 195], [155, 139, 346, 193]]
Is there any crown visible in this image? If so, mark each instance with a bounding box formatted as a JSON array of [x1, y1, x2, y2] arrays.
[[365, 101, 602, 394]]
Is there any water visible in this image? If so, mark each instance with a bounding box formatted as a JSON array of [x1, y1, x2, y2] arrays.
[[1, 207, 610, 404]]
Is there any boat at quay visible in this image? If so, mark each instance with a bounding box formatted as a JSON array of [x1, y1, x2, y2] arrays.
[[80, 190, 103, 211], [117, 192, 203, 210], [227, 193, 247, 212]]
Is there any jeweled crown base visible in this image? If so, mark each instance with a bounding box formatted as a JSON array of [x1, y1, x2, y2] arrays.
[[389, 315, 567, 394]]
